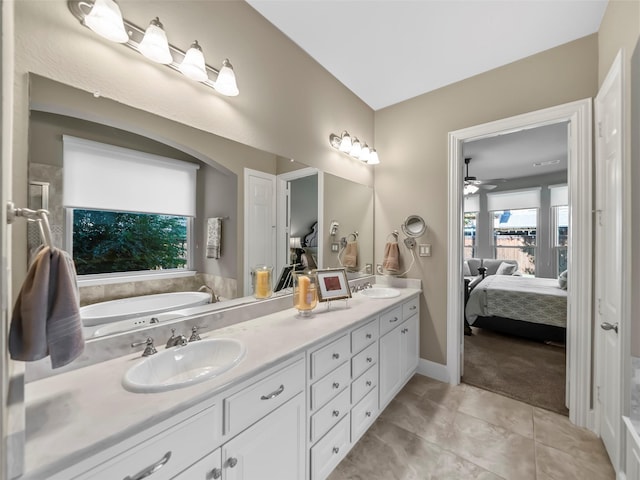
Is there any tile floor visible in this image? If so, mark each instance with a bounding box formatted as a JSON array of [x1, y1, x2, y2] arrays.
[[329, 375, 615, 480]]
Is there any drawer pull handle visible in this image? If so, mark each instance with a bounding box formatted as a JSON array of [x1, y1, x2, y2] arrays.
[[332, 410, 340, 417], [366, 357, 373, 363], [410, 305, 417, 311], [261, 384, 285, 400], [332, 353, 340, 359], [390, 317, 399, 323], [366, 333, 372, 339], [333, 382, 340, 389], [227, 457, 238, 468], [366, 380, 372, 387], [366, 411, 372, 417], [123, 451, 171, 480], [332, 447, 340, 454], [212, 467, 222, 479]]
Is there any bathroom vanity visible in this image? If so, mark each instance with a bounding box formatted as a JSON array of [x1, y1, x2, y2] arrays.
[[21, 284, 421, 480]]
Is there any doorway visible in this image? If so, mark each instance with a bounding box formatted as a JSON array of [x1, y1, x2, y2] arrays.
[[447, 99, 593, 429]]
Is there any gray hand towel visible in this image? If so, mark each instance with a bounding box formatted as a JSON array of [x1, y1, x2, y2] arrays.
[[9, 246, 84, 369], [206, 217, 222, 259]]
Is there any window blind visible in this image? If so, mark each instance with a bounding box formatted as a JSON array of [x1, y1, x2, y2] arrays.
[[63, 136, 199, 217], [549, 184, 568, 207], [464, 194, 479, 213], [487, 187, 541, 212]]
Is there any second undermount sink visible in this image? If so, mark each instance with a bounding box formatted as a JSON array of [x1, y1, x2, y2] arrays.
[[123, 338, 246, 393], [360, 287, 401, 299]]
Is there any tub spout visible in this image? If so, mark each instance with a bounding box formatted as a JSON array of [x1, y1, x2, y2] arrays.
[[198, 285, 218, 303]]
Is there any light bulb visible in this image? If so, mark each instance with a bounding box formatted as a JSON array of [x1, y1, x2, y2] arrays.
[[339, 131, 352, 152], [84, 0, 128, 43], [360, 144, 370, 162], [367, 149, 380, 165], [350, 138, 362, 158], [214, 59, 239, 96], [138, 17, 172, 64], [179, 40, 208, 82]]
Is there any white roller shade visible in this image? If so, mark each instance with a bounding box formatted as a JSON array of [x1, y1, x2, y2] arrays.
[[464, 194, 479, 213], [63, 136, 199, 216], [487, 188, 541, 211], [550, 184, 568, 207]]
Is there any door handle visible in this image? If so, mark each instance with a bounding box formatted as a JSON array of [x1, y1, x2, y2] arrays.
[[600, 322, 618, 334]]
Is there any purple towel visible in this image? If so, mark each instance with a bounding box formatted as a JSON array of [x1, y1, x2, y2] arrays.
[[9, 246, 84, 368]]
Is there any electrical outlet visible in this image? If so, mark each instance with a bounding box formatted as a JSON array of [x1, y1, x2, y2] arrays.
[[331, 243, 340, 253], [418, 244, 432, 257]]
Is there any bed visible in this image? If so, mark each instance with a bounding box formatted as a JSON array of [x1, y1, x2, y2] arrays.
[[465, 275, 567, 342]]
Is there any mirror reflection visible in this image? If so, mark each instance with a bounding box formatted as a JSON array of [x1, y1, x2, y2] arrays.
[[26, 76, 374, 340]]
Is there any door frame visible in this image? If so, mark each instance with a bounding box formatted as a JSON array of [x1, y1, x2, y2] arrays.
[[446, 99, 594, 429]]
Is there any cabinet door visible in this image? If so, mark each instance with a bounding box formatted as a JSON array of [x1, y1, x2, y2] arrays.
[[402, 315, 419, 379], [221, 393, 305, 480], [173, 448, 222, 480], [379, 326, 402, 409]]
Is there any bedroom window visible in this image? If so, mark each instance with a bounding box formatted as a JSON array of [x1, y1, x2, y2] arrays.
[[62, 135, 199, 278], [491, 208, 538, 275], [550, 185, 569, 276], [463, 194, 479, 258]]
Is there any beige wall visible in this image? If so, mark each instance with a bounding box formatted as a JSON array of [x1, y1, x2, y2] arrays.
[[598, 0, 640, 357], [374, 35, 599, 364]]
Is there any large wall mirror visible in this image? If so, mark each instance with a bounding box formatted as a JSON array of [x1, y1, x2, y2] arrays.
[[25, 74, 373, 342]]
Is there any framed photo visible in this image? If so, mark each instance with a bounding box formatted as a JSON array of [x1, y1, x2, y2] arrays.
[[316, 268, 351, 302]]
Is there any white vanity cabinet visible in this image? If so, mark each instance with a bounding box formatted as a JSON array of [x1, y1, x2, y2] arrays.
[[379, 296, 420, 409], [624, 417, 640, 480]]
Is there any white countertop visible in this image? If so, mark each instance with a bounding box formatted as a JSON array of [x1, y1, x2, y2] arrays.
[[23, 286, 421, 478]]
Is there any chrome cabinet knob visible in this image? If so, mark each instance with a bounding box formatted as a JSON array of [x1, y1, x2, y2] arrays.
[[366, 380, 372, 387], [366, 357, 373, 363], [227, 457, 238, 468], [333, 382, 340, 389], [332, 447, 340, 454], [211, 467, 222, 479], [332, 410, 340, 417], [332, 353, 340, 359], [366, 333, 372, 339], [365, 411, 372, 417]]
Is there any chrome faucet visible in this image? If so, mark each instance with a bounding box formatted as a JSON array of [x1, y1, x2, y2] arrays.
[[166, 328, 188, 348], [198, 285, 218, 303], [131, 337, 157, 357]]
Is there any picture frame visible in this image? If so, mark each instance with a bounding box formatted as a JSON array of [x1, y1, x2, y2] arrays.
[[315, 268, 352, 302]]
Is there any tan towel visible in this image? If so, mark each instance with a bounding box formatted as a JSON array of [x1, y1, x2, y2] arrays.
[[342, 241, 358, 268], [382, 242, 400, 273], [9, 246, 84, 369], [206, 217, 222, 259]]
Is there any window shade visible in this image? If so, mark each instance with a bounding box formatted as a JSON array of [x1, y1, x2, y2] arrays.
[[464, 194, 479, 213], [63, 136, 199, 217], [549, 184, 568, 207], [487, 188, 541, 212]]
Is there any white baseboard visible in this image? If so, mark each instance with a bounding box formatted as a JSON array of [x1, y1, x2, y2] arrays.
[[416, 358, 450, 383]]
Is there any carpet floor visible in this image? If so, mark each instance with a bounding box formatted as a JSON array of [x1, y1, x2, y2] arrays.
[[462, 326, 569, 416]]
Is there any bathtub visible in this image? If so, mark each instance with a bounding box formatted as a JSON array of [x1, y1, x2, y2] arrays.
[[80, 291, 211, 327]]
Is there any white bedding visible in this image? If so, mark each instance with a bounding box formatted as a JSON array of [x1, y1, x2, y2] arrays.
[[465, 275, 567, 328]]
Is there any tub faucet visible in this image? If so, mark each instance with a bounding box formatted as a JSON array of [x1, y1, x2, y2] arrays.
[[198, 285, 218, 303]]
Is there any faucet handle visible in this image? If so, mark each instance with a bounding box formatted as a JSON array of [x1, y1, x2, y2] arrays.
[[189, 326, 201, 342], [166, 328, 177, 348], [131, 337, 157, 357]]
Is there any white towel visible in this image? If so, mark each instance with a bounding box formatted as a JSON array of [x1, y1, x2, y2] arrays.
[[9, 246, 84, 369], [206, 217, 223, 259]]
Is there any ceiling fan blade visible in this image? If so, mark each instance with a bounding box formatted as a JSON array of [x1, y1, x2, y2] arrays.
[[479, 184, 497, 190], [472, 178, 507, 185]]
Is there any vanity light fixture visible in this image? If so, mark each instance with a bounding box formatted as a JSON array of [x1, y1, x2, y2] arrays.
[[329, 130, 380, 165], [68, 0, 239, 96]]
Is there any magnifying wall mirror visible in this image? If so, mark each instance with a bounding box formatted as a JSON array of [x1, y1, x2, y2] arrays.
[[401, 215, 427, 248]]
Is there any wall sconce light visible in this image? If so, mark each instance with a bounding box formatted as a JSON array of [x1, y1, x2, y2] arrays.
[[68, 0, 239, 97], [329, 131, 380, 165]]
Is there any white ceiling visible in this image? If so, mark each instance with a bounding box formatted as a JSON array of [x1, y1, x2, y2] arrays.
[[246, 0, 608, 111]]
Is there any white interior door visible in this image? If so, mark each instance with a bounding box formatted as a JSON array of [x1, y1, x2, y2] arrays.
[[244, 169, 276, 296], [595, 50, 623, 471]]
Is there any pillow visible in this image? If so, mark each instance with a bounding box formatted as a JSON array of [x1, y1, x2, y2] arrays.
[[496, 262, 517, 275], [463, 261, 471, 276], [558, 270, 568, 290]]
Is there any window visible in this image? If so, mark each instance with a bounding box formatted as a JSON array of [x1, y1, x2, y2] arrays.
[[488, 188, 540, 275], [463, 194, 479, 258], [550, 185, 569, 276], [63, 136, 199, 277]]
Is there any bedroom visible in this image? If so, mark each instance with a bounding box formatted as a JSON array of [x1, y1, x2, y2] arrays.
[[461, 122, 570, 415]]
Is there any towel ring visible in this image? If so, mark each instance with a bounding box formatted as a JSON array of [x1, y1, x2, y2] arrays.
[[386, 231, 399, 242], [348, 232, 358, 242]]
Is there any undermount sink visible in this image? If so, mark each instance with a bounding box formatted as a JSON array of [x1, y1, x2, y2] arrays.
[[360, 287, 401, 299], [123, 338, 246, 393]]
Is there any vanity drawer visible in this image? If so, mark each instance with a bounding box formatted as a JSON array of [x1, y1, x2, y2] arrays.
[[351, 342, 377, 380], [309, 334, 350, 381], [351, 387, 378, 443], [351, 364, 377, 405], [351, 318, 378, 354], [310, 415, 350, 480], [75, 406, 218, 480], [224, 359, 305, 436], [310, 387, 350, 443], [379, 306, 403, 336], [311, 361, 350, 411], [403, 296, 419, 320]]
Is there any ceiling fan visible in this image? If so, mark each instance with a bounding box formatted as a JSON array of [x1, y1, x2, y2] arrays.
[[463, 157, 506, 194]]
